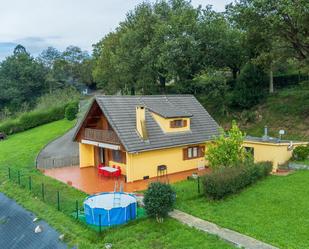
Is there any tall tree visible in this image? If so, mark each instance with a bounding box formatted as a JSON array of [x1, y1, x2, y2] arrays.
[[0, 46, 47, 110]]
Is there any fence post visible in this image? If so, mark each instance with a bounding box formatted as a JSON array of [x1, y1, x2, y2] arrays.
[[57, 191, 60, 211], [8, 168, 11, 180], [41, 183, 45, 201], [18, 171, 21, 185], [75, 200, 79, 220], [28, 176, 32, 191], [99, 214, 102, 233], [197, 176, 200, 194]]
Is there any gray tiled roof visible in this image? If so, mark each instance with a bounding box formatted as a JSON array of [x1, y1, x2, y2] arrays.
[[95, 95, 220, 153]]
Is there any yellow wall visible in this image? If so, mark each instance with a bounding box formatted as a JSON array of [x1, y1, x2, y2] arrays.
[[243, 141, 308, 171], [126, 144, 205, 182], [151, 112, 190, 133], [79, 143, 95, 167]]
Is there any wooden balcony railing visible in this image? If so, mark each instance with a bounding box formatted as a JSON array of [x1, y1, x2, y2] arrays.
[[83, 128, 121, 145]]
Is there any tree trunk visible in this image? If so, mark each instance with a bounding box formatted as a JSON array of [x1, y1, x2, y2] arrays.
[[269, 65, 274, 94], [159, 75, 166, 94], [232, 68, 238, 80]]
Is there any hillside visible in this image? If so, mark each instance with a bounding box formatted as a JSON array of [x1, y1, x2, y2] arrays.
[[214, 82, 309, 141]]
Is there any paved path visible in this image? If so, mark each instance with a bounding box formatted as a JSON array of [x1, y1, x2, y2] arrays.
[[0, 192, 67, 249], [36, 126, 79, 169], [170, 209, 279, 249]]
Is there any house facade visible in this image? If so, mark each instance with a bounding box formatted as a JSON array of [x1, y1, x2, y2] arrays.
[[73, 95, 219, 182]]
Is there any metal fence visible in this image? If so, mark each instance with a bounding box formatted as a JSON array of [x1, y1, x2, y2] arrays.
[[37, 156, 79, 169], [3, 167, 85, 222]]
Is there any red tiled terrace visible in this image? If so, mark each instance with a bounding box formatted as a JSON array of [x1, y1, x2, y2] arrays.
[[42, 166, 210, 194]]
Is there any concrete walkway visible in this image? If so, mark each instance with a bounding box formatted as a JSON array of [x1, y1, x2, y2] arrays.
[[170, 210, 279, 249]]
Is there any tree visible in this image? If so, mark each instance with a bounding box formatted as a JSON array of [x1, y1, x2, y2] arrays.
[[193, 70, 229, 115], [143, 182, 176, 223], [38, 47, 61, 69], [207, 121, 248, 169], [227, 0, 309, 62], [0, 46, 48, 111], [232, 62, 268, 108], [199, 9, 248, 79]]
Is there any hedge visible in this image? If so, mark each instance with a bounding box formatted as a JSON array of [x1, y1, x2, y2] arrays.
[[0, 103, 74, 135], [203, 162, 272, 200], [293, 145, 309, 161]]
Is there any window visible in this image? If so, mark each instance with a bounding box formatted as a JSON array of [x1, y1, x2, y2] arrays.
[[244, 147, 254, 156], [184, 146, 204, 160], [112, 150, 123, 163], [170, 119, 187, 128]]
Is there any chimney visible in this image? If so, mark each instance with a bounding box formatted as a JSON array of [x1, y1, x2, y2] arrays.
[[262, 125, 268, 141], [136, 106, 148, 139]]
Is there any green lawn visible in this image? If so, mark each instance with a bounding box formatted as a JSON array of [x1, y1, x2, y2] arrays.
[[0, 120, 234, 249], [294, 159, 309, 165], [174, 172, 309, 249]]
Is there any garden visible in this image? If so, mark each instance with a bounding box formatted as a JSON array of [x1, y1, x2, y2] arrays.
[[172, 123, 309, 249], [0, 120, 234, 249]]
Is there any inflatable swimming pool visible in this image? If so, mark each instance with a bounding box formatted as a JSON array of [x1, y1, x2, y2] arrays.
[[84, 192, 137, 226]]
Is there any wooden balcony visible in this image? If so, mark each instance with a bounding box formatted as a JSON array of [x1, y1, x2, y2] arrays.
[[83, 128, 120, 145]]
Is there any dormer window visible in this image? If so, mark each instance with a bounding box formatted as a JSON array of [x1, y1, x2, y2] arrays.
[[170, 119, 187, 128]]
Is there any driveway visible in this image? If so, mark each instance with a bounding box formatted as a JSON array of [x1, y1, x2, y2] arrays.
[[0, 193, 67, 249], [36, 125, 79, 169]]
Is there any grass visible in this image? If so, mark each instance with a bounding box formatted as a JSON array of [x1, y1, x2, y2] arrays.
[[174, 172, 309, 249], [294, 159, 309, 165], [211, 83, 309, 140], [0, 120, 234, 249]]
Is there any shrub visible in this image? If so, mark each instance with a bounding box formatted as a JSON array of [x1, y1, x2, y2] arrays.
[[293, 145, 309, 161], [0, 105, 66, 135], [207, 121, 248, 169], [144, 182, 176, 223], [203, 161, 272, 200], [65, 102, 79, 121]]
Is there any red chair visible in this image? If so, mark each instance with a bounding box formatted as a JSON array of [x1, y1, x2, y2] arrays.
[[114, 166, 121, 177], [97, 163, 103, 175]]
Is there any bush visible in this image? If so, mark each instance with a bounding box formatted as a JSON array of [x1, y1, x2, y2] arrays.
[[203, 161, 272, 200], [144, 182, 176, 223], [65, 102, 79, 121], [232, 62, 268, 109], [0, 105, 66, 135], [293, 145, 309, 161], [207, 121, 247, 169]]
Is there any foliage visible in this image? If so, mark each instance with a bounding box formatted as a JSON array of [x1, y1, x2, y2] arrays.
[[293, 145, 309, 161], [144, 182, 176, 222], [0, 47, 48, 112], [65, 102, 79, 121], [227, 0, 309, 62], [35, 87, 80, 110], [207, 121, 247, 169], [232, 62, 268, 108], [202, 161, 272, 200], [0, 105, 67, 135], [193, 71, 230, 115]]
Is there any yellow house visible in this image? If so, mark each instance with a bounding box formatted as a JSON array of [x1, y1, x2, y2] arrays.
[[243, 131, 308, 171], [73, 95, 219, 182]]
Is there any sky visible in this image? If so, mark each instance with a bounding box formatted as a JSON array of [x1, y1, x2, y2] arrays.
[[0, 0, 232, 60]]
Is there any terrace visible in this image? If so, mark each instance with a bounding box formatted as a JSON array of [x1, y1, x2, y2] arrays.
[[42, 166, 209, 194]]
